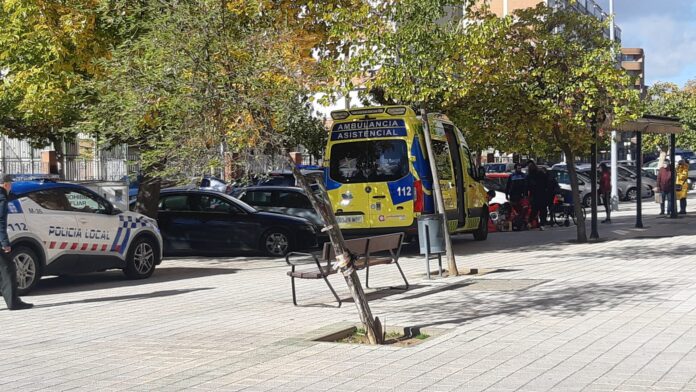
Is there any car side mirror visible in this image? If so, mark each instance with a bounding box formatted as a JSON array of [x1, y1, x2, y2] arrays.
[[477, 166, 486, 180], [112, 208, 123, 215]]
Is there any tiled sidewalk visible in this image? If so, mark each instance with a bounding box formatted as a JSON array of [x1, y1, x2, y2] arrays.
[[1, 197, 696, 391]]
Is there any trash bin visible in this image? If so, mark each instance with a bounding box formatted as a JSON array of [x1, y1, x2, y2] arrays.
[[417, 214, 446, 255]]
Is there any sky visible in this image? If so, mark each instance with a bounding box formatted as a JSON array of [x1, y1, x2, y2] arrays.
[[596, 0, 696, 87]]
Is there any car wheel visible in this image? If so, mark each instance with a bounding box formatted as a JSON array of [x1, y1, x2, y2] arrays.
[[261, 229, 292, 257], [626, 188, 638, 201], [12, 246, 41, 296], [123, 237, 158, 279], [582, 194, 592, 208], [473, 208, 489, 241]]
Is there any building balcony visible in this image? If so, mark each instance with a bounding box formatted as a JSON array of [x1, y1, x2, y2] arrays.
[[549, 0, 621, 41]]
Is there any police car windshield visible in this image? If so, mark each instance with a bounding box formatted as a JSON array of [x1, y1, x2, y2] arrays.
[[330, 140, 409, 184]]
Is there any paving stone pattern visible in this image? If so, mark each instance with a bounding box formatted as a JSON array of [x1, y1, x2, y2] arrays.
[[2, 197, 696, 391]]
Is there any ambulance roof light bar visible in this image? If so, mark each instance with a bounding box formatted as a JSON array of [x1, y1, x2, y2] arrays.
[[330, 111, 349, 120]]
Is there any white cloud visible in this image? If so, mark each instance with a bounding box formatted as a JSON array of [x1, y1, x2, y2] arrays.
[[619, 15, 696, 84]]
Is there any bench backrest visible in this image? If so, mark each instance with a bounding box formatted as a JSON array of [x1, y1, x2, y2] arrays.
[[322, 233, 404, 261], [366, 233, 404, 254]]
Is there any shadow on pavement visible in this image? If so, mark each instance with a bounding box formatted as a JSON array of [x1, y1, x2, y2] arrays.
[[35, 288, 213, 308], [563, 242, 696, 262], [343, 284, 428, 303], [397, 281, 663, 329], [29, 267, 239, 296]]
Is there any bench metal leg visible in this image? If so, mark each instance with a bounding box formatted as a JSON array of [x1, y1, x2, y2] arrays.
[[394, 261, 409, 290], [290, 276, 298, 306], [365, 262, 370, 289], [321, 273, 342, 307]]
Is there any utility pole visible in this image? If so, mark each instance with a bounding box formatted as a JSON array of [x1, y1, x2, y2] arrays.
[[420, 109, 458, 276], [609, 0, 619, 212]]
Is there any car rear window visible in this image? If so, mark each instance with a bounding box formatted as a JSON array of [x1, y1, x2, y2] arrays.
[[239, 190, 273, 207], [329, 140, 408, 184]]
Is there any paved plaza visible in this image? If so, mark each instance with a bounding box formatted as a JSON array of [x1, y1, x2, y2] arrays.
[[2, 197, 696, 391]]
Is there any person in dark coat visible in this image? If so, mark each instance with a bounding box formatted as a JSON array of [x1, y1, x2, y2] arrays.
[[599, 163, 612, 223], [0, 175, 32, 310], [505, 163, 528, 203], [656, 160, 674, 215], [526, 161, 547, 230], [506, 163, 529, 228], [540, 167, 558, 226]]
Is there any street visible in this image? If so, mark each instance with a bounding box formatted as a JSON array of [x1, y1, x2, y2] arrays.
[[2, 197, 695, 391]]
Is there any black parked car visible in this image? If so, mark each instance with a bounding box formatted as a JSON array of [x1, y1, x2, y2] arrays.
[[156, 189, 317, 256]]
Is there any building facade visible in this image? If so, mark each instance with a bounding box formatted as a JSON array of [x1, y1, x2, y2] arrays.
[[480, 0, 621, 40]]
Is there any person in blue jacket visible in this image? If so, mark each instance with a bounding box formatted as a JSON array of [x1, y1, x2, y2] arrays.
[[0, 175, 33, 310]]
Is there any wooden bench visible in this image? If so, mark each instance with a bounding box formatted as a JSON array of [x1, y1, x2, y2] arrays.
[[285, 233, 409, 307]]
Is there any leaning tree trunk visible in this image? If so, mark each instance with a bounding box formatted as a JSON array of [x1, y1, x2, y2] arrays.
[[287, 154, 383, 345], [135, 174, 161, 219], [562, 146, 588, 243]]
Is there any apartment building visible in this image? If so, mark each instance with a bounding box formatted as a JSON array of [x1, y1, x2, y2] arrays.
[[481, 0, 622, 40], [620, 48, 645, 92]]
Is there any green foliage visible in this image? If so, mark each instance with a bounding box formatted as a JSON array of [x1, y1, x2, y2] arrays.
[[0, 0, 113, 146], [77, 0, 331, 181], [643, 81, 696, 154]]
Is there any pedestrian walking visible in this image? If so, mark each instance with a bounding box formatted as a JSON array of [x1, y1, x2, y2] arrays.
[[526, 161, 547, 230], [677, 159, 689, 214], [0, 174, 32, 311], [599, 163, 611, 223], [656, 160, 674, 216]]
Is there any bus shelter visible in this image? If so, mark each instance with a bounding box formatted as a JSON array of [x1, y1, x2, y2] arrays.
[[615, 115, 684, 227]]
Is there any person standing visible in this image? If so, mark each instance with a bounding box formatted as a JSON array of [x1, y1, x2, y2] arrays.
[[505, 163, 529, 225], [599, 163, 612, 223], [526, 161, 547, 230], [676, 159, 689, 214], [543, 167, 560, 225], [656, 160, 674, 216], [0, 175, 32, 310]]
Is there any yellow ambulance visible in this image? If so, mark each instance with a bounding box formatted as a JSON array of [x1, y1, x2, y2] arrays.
[[323, 106, 489, 241]]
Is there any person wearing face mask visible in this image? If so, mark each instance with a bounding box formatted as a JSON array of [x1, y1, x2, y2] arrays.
[[0, 174, 33, 310], [656, 160, 674, 216]]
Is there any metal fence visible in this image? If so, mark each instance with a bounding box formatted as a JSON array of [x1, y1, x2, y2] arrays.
[[0, 136, 139, 182]]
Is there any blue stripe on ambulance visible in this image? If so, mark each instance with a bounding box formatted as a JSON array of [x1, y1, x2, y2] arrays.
[[387, 173, 415, 204], [411, 136, 435, 213]]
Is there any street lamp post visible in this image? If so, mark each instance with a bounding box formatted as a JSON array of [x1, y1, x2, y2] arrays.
[[609, 0, 619, 212]]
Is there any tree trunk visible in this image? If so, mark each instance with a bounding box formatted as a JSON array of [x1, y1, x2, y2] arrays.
[[287, 154, 383, 345], [562, 146, 588, 243], [51, 136, 66, 180], [135, 175, 161, 219]]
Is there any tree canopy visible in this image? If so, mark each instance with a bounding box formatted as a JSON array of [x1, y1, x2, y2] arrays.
[[642, 81, 696, 155]]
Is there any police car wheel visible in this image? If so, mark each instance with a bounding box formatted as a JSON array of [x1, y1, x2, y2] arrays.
[[261, 230, 292, 257], [124, 237, 157, 279], [12, 246, 41, 295]]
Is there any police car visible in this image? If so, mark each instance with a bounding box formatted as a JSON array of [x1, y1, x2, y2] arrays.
[[7, 181, 163, 294]]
